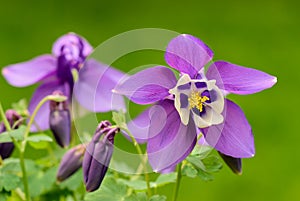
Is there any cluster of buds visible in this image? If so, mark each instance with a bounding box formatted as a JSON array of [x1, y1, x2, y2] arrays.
[[56, 120, 119, 192], [0, 110, 22, 159]]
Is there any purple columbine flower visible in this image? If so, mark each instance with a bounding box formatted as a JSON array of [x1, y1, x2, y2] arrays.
[[0, 110, 22, 159], [114, 34, 277, 172], [2, 33, 125, 131], [49, 91, 71, 148], [82, 121, 119, 192], [57, 144, 86, 182]]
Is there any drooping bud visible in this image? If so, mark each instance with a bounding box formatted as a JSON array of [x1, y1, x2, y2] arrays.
[[82, 121, 119, 192], [49, 91, 71, 148], [57, 144, 85, 182], [0, 110, 22, 159], [218, 152, 242, 175]]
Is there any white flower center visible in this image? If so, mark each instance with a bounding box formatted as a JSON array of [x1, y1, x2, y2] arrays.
[[169, 74, 225, 128]]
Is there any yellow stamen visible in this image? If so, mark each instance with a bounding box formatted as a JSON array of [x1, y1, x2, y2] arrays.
[[188, 91, 210, 112]]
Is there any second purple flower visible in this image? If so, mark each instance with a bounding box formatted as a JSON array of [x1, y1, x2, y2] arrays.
[[114, 34, 277, 172]]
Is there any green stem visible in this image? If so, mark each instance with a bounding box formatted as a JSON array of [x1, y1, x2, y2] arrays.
[[19, 151, 30, 201], [20, 96, 54, 201], [122, 127, 152, 197], [23, 96, 51, 145], [0, 102, 12, 131], [172, 162, 182, 201], [0, 102, 20, 149]]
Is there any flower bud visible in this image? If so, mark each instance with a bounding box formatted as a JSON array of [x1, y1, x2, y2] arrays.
[[57, 144, 85, 182], [49, 91, 71, 148], [83, 121, 119, 192], [218, 152, 242, 175], [0, 110, 22, 159]]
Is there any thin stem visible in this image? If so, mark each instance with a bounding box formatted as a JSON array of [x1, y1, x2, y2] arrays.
[[122, 127, 152, 197], [23, 96, 50, 146], [19, 151, 30, 201], [0, 102, 11, 131], [0, 102, 20, 150], [172, 162, 183, 201], [19, 96, 54, 201]]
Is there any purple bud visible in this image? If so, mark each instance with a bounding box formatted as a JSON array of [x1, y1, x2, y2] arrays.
[[57, 144, 85, 182], [49, 91, 71, 148], [0, 110, 22, 159], [83, 121, 119, 192], [218, 152, 242, 175]]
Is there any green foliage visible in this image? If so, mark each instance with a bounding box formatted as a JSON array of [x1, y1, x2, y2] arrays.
[[152, 173, 177, 187], [58, 168, 84, 191], [11, 99, 28, 117], [149, 195, 167, 201], [0, 174, 21, 191], [182, 145, 223, 181], [85, 176, 167, 201], [27, 133, 53, 149], [118, 173, 177, 191], [0, 125, 26, 142], [112, 111, 127, 129], [27, 134, 53, 142], [84, 177, 129, 201]]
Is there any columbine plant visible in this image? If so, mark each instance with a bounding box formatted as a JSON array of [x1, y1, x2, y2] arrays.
[[0, 32, 277, 201]]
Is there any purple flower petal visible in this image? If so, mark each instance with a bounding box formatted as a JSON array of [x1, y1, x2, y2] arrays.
[[52, 33, 93, 58], [147, 100, 197, 172], [29, 80, 70, 132], [126, 107, 152, 143], [202, 99, 255, 158], [206, 61, 277, 95], [165, 34, 213, 78], [2, 55, 57, 87], [114, 66, 177, 105], [74, 59, 126, 112]]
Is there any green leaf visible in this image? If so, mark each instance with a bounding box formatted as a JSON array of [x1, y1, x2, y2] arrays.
[[0, 191, 10, 201], [123, 194, 140, 201], [185, 149, 222, 182], [12, 99, 28, 117], [182, 164, 198, 178], [135, 193, 148, 201], [197, 169, 215, 181], [149, 195, 167, 201], [59, 168, 83, 191], [27, 134, 53, 142], [0, 174, 21, 191], [112, 111, 127, 129], [28, 133, 53, 149], [27, 167, 57, 197], [85, 177, 129, 201], [153, 173, 177, 187], [118, 179, 147, 191], [28, 141, 49, 149], [186, 156, 206, 170], [202, 155, 223, 173], [190, 145, 213, 159], [0, 125, 26, 142], [187, 155, 222, 173]]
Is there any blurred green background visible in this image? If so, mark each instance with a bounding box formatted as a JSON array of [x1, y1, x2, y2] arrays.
[[0, 0, 299, 200]]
